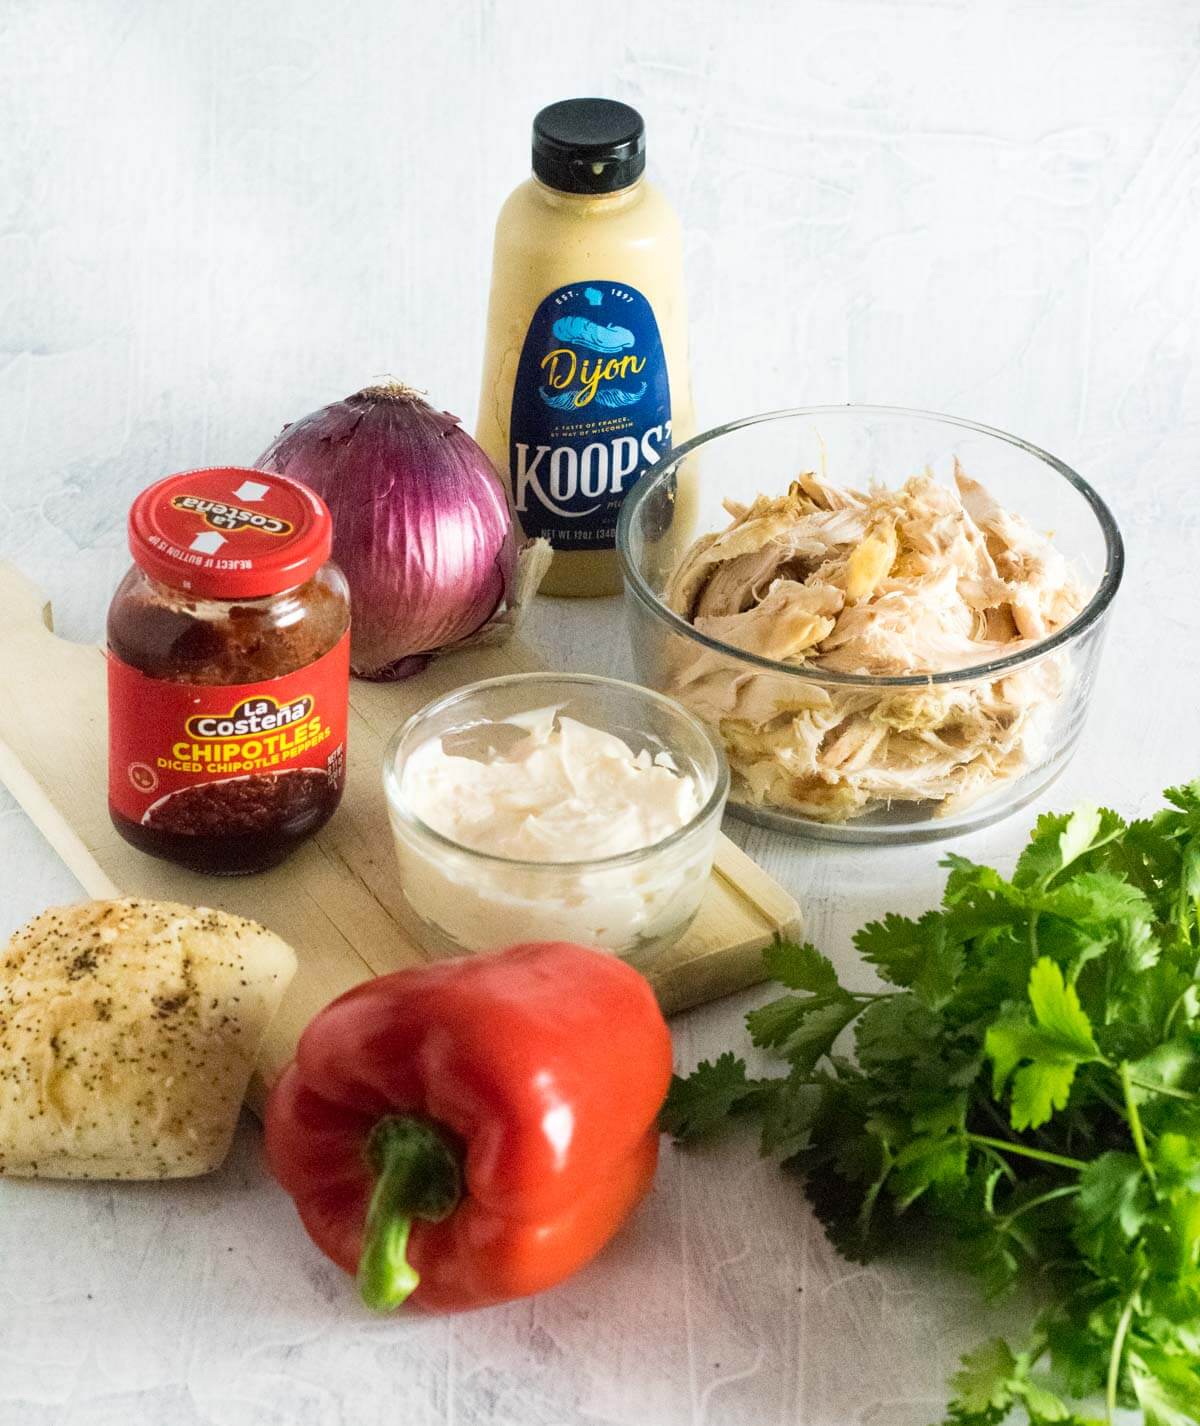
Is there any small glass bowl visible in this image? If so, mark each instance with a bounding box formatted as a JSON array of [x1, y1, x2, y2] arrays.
[[617, 405, 1124, 844], [382, 672, 730, 970]]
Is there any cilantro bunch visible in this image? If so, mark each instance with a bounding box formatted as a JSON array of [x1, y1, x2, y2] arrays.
[[664, 785, 1200, 1426]]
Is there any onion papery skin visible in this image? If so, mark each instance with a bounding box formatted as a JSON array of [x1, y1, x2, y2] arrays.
[[257, 385, 518, 680]]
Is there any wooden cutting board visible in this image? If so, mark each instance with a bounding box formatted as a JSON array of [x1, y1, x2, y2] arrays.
[[0, 562, 800, 1108]]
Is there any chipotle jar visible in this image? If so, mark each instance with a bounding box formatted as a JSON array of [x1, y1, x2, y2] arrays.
[[107, 467, 351, 875]]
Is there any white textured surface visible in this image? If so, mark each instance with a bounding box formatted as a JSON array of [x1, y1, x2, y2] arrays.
[[1, 1, 1198, 1422]]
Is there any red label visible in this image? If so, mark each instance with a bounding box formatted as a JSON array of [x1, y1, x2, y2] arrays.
[[107, 632, 350, 826]]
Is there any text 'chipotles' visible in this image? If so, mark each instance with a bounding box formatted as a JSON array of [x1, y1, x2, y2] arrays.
[[107, 466, 351, 876]]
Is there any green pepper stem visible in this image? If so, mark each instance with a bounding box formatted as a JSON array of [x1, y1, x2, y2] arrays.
[[357, 1116, 462, 1313]]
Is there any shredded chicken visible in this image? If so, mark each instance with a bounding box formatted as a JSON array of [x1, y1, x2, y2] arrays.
[[662, 463, 1084, 822]]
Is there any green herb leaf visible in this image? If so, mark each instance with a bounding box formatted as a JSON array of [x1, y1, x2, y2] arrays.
[[853, 910, 962, 1005], [1073, 1151, 1149, 1273], [756, 1075, 825, 1158], [747, 993, 860, 1071], [1016, 1379, 1073, 1425], [659, 1053, 761, 1141], [1127, 1036, 1200, 1102], [761, 938, 840, 993], [942, 853, 1011, 906], [1164, 781, 1200, 816], [985, 959, 1100, 1129], [1035, 869, 1153, 929], [1027, 958, 1099, 1056], [854, 994, 943, 1068], [891, 1125, 968, 1208], [1129, 1349, 1200, 1426], [946, 1339, 1019, 1417], [1013, 806, 1124, 890], [665, 782, 1200, 1426], [1010, 1059, 1078, 1131]]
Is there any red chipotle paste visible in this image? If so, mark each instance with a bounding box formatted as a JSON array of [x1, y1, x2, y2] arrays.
[[107, 467, 351, 875]]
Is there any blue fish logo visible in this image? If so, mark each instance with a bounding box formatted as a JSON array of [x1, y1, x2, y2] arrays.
[[551, 315, 635, 353]]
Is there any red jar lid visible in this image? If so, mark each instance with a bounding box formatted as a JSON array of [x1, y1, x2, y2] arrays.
[[129, 467, 333, 599]]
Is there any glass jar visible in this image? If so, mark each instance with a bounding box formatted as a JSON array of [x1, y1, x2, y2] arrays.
[[383, 673, 729, 970], [107, 467, 351, 875], [617, 406, 1124, 844]]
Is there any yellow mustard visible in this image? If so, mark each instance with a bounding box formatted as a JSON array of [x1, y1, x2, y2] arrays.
[[476, 99, 694, 597]]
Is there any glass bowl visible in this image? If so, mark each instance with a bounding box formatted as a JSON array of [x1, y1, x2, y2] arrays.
[[617, 405, 1123, 844], [383, 672, 729, 969]]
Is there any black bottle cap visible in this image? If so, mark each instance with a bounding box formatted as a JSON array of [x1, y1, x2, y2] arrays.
[[532, 98, 646, 195]]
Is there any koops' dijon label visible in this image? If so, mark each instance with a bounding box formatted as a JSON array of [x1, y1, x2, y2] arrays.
[[107, 633, 349, 829], [508, 280, 672, 551]]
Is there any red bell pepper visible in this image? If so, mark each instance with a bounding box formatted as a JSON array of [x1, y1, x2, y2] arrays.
[[264, 941, 673, 1313]]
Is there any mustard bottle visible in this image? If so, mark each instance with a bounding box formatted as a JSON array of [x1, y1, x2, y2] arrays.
[[476, 99, 694, 598]]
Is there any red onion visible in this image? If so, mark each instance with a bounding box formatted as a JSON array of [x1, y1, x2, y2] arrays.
[[257, 383, 519, 680]]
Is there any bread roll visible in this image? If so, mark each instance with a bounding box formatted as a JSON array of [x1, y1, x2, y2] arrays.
[[0, 898, 296, 1179]]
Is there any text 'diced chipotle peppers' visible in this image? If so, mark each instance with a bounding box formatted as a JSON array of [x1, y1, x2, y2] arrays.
[[107, 467, 350, 875]]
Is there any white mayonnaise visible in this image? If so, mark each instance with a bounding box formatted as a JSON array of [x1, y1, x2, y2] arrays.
[[390, 707, 715, 963], [401, 707, 701, 859]]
